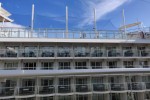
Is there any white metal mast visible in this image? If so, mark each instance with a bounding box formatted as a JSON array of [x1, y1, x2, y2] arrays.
[[31, 4, 35, 37], [122, 9, 126, 37], [94, 8, 98, 38], [66, 6, 68, 38]]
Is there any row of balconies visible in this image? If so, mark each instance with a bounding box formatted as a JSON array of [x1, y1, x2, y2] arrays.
[[2, 65, 150, 70], [0, 49, 149, 58], [0, 82, 150, 97]]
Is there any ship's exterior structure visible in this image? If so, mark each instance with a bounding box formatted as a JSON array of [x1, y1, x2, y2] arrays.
[[0, 4, 150, 100]]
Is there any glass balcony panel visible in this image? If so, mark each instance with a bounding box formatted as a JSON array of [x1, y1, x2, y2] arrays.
[[76, 84, 89, 92], [90, 47, 103, 57], [0, 87, 15, 96], [107, 50, 121, 57], [127, 83, 143, 90], [145, 83, 150, 89], [0, 49, 5, 57], [93, 83, 108, 91], [5, 46, 19, 57], [40, 47, 54, 57], [39, 85, 55, 94], [21, 47, 37, 57], [123, 50, 134, 57], [111, 83, 126, 91], [18, 86, 35, 95], [58, 85, 71, 93], [5, 50, 18, 57], [74, 47, 89, 57], [138, 49, 149, 57], [57, 47, 70, 57]]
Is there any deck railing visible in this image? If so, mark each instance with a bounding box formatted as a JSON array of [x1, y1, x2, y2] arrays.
[[0, 27, 150, 39]]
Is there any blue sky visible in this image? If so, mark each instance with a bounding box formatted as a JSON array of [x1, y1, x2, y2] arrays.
[[0, 0, 150, 30]]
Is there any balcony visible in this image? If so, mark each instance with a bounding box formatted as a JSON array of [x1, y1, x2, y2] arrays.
[[39, 86, 55, 94], [0, 87, 14, 96], [5, 50, 17, 57], [91, 50, 103, 57], [57, 51, 70, 57], [21, 51, 37, 57], [124, 50, 134, 57], [58, 85, 71, 93], [107, 50, 120, 57], [93, 83, 108, 91], [140, 50, 149, 57], [76, 84, 89, 92], [19, 86, 35, 95], [75, 52, 89, 57], [111, 83, 126, 91], [128, 83, 143, 90], [41, 51, 54, 57], [145, 83, 150, 90]]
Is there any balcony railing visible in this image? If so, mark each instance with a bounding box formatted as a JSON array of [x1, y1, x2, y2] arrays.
[[18, 86, 35, 95], [91, 50, 103, 57], [0, 49, 149, 58], [107, 50, 121, 57], [0, 27, 150, 39], [0, 87, 15, 96], [39, 50, 54, 57], [38, 85, 55, 94], [58, 85, 71, 93], [127, 82, 145, 90], [76, 84, 90, 92], [93, 83, 109, 91], [110, 83, 126, 91], [57, 51, 70, 57], [145, 82, 150, 90]]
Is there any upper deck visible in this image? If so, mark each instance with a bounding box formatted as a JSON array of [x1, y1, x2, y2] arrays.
[[0, 27, 150, 43]]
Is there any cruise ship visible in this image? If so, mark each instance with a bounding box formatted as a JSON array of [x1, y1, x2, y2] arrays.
[[0, 3, 150, 100]]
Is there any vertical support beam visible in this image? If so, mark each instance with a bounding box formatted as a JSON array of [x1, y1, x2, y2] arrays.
[[66, 6, 68, 38], [31, 4, 35, 37]]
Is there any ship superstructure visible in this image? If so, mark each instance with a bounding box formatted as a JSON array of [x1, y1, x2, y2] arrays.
[[0, 3, 150, 100]]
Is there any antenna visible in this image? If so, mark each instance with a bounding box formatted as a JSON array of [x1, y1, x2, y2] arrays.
[[122, 9, 126, 36], [66, 6, 68, 38], [31, 4, 35, 37]]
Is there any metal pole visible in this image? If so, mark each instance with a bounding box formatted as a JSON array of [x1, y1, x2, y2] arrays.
[[122, 9, 126, 37], [66, 6, 68, 38], [94, 8, 98, 38], [31, 4, 35, 37]]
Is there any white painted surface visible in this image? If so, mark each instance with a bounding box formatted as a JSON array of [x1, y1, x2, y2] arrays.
[[0, 68, 150, 77], [0, 38, 150, 44]]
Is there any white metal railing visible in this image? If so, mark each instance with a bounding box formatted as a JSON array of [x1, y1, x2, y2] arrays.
[[0, 27, 150, 39]]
